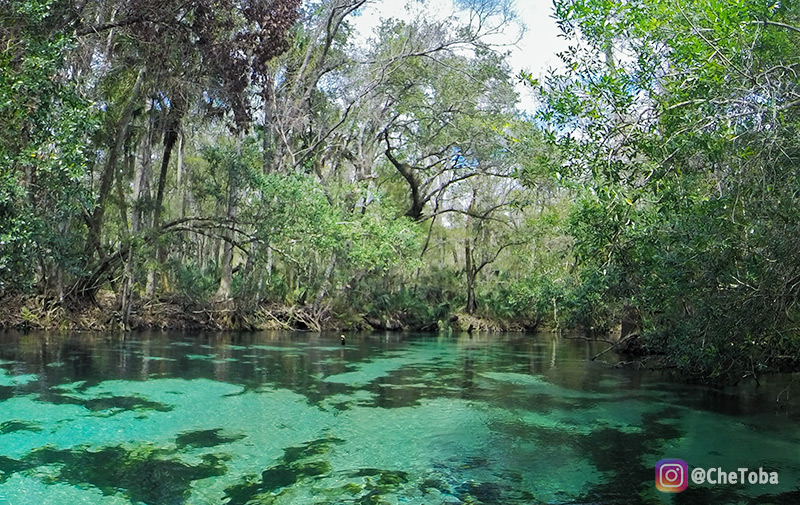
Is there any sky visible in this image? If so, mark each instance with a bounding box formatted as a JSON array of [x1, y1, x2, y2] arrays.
[[350, 0, 569, 112]]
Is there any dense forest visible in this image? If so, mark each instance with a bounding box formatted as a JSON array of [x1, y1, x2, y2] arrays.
[[2, 0, 800, 382]]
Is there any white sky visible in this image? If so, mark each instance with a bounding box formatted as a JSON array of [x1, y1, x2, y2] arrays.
[[351, 0, 568, 112]]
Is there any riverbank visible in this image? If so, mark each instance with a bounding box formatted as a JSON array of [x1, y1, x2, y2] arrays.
[[0, 293, 540, 334], [4, 293, 800, 385]]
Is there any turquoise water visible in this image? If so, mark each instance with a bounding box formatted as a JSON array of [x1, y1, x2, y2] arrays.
[[0, 331, 797, 505]]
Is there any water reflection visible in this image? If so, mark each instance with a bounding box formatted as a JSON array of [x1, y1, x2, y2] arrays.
[[0, 330, 797, 505]]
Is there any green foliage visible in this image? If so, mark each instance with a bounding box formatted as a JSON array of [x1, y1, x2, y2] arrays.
[[173, 261, 219, 303], [174, 132, 426, 310], [368, 287, 451, 330], [0, 0, 97, 293], [478, 273, 567, 327], [540, 0, 800, 380]]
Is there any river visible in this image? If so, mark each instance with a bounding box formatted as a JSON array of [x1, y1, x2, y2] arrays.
[[0, 331, 797, 504]]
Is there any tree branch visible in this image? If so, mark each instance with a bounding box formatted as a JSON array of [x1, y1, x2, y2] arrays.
[[751, 19, 800, 35], [76, 16, 145, 36], [475, 240, 526, 275]]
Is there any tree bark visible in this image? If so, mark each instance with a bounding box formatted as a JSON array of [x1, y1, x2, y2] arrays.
[[465, 239, 477, 314], [119, 112, 154, 327], [83, 68, 144, 264], [216, 162, 239, 300], [145, 95, 184, 299], [464, 192, 478, 314], [384, 133, 426, 220]]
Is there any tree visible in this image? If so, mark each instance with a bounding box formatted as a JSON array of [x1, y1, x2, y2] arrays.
[[0, 0, 98, 298], [370, 16, 519, 221], [2, 0, 574, 334], [537, 0, 800, 380], [67, 0, 299, 302]]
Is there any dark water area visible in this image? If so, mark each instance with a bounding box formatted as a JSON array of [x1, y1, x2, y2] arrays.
[[0, 331, 797, 505]]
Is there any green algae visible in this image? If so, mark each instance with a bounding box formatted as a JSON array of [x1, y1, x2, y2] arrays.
[[0, 444, 227, 504], [282, 437, 344, 464], [175, 428, 246, 449], [0, 455, 26, 484], [0, 421, 42, 434], [358, 468, 408, 487], [223, 437, 344, 504], [340, 482, 363, 494], [41, 392, 173, 416], [0, 385, 14, 401], [339, 468, 411, 505]]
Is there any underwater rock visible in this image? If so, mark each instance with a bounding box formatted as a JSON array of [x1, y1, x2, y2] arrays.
[[456, 480, 502, 503]]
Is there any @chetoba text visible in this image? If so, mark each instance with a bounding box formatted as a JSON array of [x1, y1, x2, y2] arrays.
[[656, 459, 779, 493]]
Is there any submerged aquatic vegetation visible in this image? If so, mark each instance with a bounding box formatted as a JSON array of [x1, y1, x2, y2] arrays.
[[0, 421, 42, 434], [224, 437, 343, 505], [222, 437, 420, 505], [5, 444, 228, 505], [175, 428, 246, 449], [40, 391, 173, 416]]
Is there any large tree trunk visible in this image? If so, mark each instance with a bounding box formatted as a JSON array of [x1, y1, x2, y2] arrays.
[[465, 239, 477, 314], [119, 112, 154, 328], [80, 68, 144, 299], [464, 192, 478, 314], [384, 141, 425, 221], [216, 165, 239, 300], [145, 97, 183, 299], [84, 69, 144, 259], [262, 82, 276, 173]]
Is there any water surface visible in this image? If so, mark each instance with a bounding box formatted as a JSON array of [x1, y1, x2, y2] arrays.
[[0, 331, 797, 504]]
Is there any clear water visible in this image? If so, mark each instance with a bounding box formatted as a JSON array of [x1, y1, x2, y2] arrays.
[[0, 331, 797, 505]]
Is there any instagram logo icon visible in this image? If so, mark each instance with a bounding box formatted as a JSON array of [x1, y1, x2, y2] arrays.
[[655, 459, 688, 492]]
